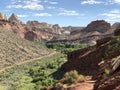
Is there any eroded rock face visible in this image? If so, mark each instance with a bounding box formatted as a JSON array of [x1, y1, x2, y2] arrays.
[[0, 13, 62, 41], [62, 31, 120, 75], [26, 21, 62, 35], [24, 31, 37, 41], [49, 20, 113, 44], [61, 30, 120, 90], [24, 21, 62, 41], [81, 20, 111, 33]]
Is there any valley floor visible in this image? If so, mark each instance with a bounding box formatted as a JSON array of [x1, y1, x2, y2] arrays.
[[0, 51, 57, 73], [0, 52, 66, 90]]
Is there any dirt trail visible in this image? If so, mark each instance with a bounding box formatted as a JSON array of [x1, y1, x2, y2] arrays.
[[75, 82, 94, 90], [0, 51, 57, 73], [68, 81, 95, 90]]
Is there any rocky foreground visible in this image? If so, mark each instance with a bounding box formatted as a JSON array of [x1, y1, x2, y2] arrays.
[[61, 29, 120, 90]]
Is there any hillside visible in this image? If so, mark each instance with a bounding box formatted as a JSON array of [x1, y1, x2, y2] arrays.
[[55, 29, 119, 90], [0, 27, 51, 71]]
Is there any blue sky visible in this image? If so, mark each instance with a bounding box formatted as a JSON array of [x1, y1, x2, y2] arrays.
[[0, 0, 120, 26]]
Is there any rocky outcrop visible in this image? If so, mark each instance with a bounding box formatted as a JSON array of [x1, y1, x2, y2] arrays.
[[26, 21, 61, 35], [114, 28, 120, 36], [0, 13, 7, 21], [94, 71, 120, 90], [8, 13, 22, 25], [0, 13, 62, 41], [49, 20, 112, 44], [111, 22, 120, 30], [62, 26, 84, 33], [62, 29, 120, 75], [93, 28, 120, 90], [81, 20, 111, 33], [61, 28, 120, 90], [24, 21, 62, 41], [24, 31, 37, 41]]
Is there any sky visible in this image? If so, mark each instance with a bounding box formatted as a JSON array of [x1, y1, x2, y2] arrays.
[[0, 0, 120, 26]]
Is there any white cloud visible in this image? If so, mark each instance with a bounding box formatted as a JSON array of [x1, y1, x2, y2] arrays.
[[18, 15, 28, 18], [110, 9, 120, 14], [81, 0, 103, 5], [34, 13, 52, 16], [101, 9, 120, 19], [58, 9, 79, 16], [47, 6, 56, 9], [49, 1, 58, 4], [7, 5, 23, 8], [108, 0, 120, 4], [6, 0, 44, 10]]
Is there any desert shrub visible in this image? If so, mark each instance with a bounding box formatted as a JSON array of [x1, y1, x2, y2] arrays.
[[11, 76, 35, 90], [55, 82, 63, 89], [102, 53, 109, 60], [46, 43, 88, 54], [108, 43, 120, 51], [102, 68, 112, 82], [78, 75, 85, 82], [64, 70, 79, 84], [112, 36, 120, 42], [46, 61, 58, 69]]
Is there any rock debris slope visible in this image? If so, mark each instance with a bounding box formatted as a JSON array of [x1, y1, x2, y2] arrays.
[[0, 28, 51, 71]]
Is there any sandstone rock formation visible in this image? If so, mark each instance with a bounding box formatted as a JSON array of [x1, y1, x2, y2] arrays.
[[24, 21, 62, 41], [24, 31, 37, 41], [93, 28, 120, 90], [0, 13, 7, 21], [26, 21, 61, 35], [0, 13, 62, 41], [61, 28, 120, 90], [111, 22, 120, 30], [8, 13, 22, 25], [81, 20, 111, 33], [49, 20, 113, 44]]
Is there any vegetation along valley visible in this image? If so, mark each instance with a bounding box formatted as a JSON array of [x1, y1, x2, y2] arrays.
[[0, 0, 120, 90]]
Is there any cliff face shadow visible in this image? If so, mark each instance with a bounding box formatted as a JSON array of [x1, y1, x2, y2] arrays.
[[49, 68, 66, 80]]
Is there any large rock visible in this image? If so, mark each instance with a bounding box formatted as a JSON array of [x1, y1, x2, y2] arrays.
[[0, 12, 7, 21], [0, 14, 25, 38], [8, 13, 22, 24], [111, 22, 120, 30], [24, 21, 62, 41], [81, 20, 111, 33], [26, 21, 61, 34], [114, 29, 120, 36], [52, 24, 61, 34]]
